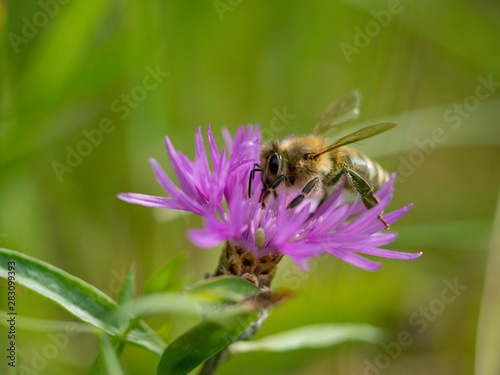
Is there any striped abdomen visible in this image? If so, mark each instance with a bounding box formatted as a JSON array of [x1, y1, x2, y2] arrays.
[[330, 147, 389, 191]]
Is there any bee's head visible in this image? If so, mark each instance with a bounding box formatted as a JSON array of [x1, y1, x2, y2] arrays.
[[260, 142, 284, 187]]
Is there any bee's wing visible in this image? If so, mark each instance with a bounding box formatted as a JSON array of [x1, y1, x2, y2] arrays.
[[312, 122, 397, 157], [312, 90, 362, 136]]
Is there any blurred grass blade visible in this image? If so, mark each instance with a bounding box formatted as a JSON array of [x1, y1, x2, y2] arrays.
[[143, 254, 186, 294], [0, 310, 98, 334], [360, 98, 500, 159], [114, 265, 137, 333], [343, 0, 500, 75], [16, 0, 114, 117], [230, 323, 383, 354], [119, 265, 136, 305], [157, 308, 259, 375], [99, 336, 126, 375], [0, 248, 165, 355], [474, 189, 500, 375], [130, 293, 203, 318], [88, 336, 126, 375]]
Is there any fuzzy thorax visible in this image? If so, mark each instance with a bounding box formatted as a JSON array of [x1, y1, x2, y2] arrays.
[[260, 135, 332, 194]]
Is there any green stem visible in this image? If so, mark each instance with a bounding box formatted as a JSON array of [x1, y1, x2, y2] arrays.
[[199, 348, 228, 375]]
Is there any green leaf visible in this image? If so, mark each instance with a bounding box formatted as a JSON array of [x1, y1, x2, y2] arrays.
[[189, 275, 261, 300], [0, 248, 165, 355], [143, 254, 186, 294], [157, 307, 260, 375], [229, 323, 383, 354]]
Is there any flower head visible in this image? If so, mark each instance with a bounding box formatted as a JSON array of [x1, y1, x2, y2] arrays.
[[119, 125, 421, 279]]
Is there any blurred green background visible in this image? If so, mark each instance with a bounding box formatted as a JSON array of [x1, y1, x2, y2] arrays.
[[1, 0, 500, 374]]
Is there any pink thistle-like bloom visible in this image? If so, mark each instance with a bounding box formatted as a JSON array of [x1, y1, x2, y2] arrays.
[[118, 125, 421, 277]]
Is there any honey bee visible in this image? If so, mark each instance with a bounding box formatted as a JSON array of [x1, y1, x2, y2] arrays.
[[249, 90, 396, 228]]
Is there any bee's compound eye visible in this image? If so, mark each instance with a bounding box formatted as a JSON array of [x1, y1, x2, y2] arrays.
[[268, 153, 281, 175]]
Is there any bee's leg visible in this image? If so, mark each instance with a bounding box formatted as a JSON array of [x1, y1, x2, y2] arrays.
[[287, 178, 320, 209], [248, 163, 262, 198], [328, 169, 347, 188], [346, 169, 389, 229], [259, 175, 286, 207]]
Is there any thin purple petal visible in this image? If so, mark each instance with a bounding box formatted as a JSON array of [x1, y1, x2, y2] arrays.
[[326, 248, 382, 271], [117, 193, 185, 210], [150, 159, 205, 215], [354, 248, 423, 259]]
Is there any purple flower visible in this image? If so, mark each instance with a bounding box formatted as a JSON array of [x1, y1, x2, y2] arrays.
[[118, 125, 421, 272]]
